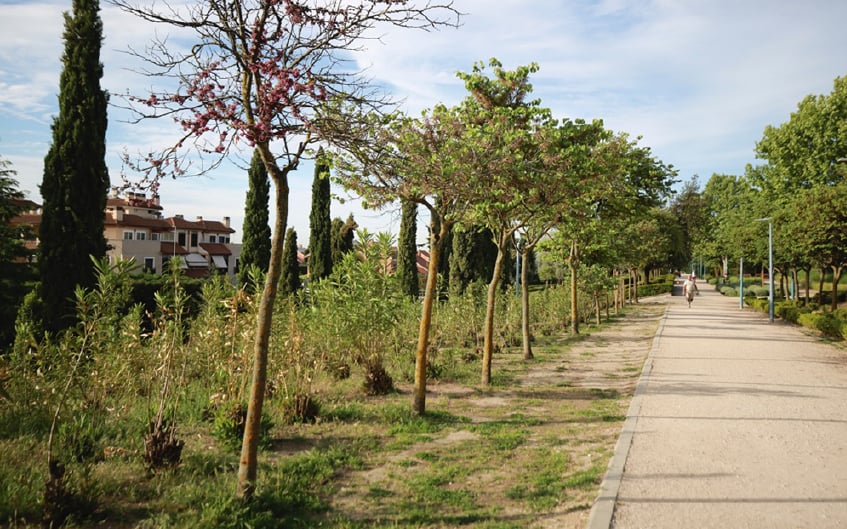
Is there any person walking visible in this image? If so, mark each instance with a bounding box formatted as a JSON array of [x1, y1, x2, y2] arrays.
[[683, 273, 698, 307]]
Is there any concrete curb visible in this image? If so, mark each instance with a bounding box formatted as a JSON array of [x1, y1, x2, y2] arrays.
[[585, 305, 668, 529]]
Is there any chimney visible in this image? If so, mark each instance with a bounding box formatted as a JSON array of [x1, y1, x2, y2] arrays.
[[152, 194, 160, 206], [196, 215, 203, 222], [223, 216, 231, 228], [174, 214, 183, 220], [116, 208, 124, 222]]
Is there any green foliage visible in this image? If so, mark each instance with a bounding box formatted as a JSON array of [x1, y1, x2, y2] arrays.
[[212, 403, 273, 451], [307, 231, 410, 396], [308, 148, 333, 281], [39, 0, 109, 334], [797, 311, 845, 338], [449, 224, 496, 296], [238, 149, 272, 289], [720, 286, 738, 297], [279, 227, 302, 297], [0, 155, 37, 351], [397, 198, 419, 298], [330, 214, 357, 269]]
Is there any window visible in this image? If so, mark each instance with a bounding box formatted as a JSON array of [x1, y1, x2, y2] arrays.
[[151, 233, 160, 241], [135, 231, 147, 241], [143, 257, 156, 274], [161, 232, 174, 242], [123, 231, 134, 240], [177, 231, 186, 246], [209, 235, 217, 243], [190, 232, 198, 248]]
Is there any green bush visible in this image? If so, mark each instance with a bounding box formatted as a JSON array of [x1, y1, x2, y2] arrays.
[[797, 312, 843, 338], [720, 286, 737, 297], [638, 282, 672, 297], [748, 286, 769, 298]]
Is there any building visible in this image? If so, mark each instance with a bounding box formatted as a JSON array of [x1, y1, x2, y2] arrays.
[[104, 191, 241, 280]]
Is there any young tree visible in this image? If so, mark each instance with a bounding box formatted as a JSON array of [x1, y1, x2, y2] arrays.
[[40, 0, 109, 334], [336, 104, 481, 414], [238, 149, 272, 289], [397, 198, 419, 298], [308, 148, 333, 281], [279, 227, 302, 297], [112, 0, 459, 500]]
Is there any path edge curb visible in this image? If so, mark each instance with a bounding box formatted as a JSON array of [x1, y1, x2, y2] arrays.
[[585, 304, 668, 529]]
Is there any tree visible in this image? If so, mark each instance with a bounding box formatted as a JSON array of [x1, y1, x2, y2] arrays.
[[448, 224, 496, 296], [336, 103, 481, 414], [39, 0, 109, 334], [279, 228, 302, 297], [397, 198, 419, 298], [331, 214, 358, 268], [453, 60, 586, 385], [754, 76, 847, 197], [308, 148, 333, 281], [238, 149, 272, 289], [112, 0, 458, 500], [790, 182, 847, 309], [0, 155, 36, 350]]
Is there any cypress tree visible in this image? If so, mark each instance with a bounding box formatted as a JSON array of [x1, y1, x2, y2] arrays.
[[397, 198, 418, 298], [0, 156, 36, 349], [39, 0, 109, 333], [331, 214, 357, 267], [238, 149, 272, 289], [449, 224, 496, 295], [279, 227, 301, 297], [308, 148, 332, 281]]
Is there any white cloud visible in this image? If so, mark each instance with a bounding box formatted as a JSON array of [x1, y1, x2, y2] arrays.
[[2, 0, 847, 244]]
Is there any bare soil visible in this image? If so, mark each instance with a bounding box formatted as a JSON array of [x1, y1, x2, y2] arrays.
[[331, 299, 666, 528]]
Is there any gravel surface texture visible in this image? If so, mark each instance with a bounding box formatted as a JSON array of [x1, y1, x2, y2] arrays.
[[596, 289, 847, 529]]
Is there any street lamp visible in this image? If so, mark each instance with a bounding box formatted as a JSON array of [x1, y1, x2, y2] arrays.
[[754, 217, 774, 323]]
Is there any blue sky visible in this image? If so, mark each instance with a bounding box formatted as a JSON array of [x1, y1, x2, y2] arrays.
[[1, 0, 846, 243]]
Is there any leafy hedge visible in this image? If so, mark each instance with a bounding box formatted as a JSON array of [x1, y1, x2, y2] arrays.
[[744, 298, 846, 339]]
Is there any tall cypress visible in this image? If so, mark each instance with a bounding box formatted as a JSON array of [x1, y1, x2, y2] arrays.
[[308, 148, 332, 281], [238, 149, 272, 289], [279, 228, 301, 297], [331, 214, 357, 268], [39, 0, 109, 333], [449, 224, 496, 295], [397, 198, 418, 298]]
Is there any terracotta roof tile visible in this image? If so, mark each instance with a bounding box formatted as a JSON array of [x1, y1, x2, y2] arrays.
[[160, 242, 189, 255], [199, 242, 232, 256]]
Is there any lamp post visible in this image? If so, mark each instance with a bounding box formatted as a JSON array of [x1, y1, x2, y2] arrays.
[[754, 217, 774, 323]]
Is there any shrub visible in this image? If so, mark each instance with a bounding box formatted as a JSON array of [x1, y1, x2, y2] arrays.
[[797, 312, 843, 338], [720, 286, 737, 297]]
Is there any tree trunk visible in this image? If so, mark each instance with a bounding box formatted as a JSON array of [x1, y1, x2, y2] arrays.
[[413, 219, 448, 415], [520, 250, 533, 360], [831, 265, 843, 311], [237, 156, 290, 501], [481, 242, 506, 385], [630, 268, 639, 304], [818, 268, 826, 305], [594, 292, 601, 325], [568, 240, 579, 336], [804, 267, 811, 305]]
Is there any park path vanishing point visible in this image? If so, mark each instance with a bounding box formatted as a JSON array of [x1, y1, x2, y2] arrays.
[[589, 288, 847, 529]]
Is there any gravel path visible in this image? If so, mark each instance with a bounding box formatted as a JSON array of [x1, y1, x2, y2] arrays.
[[592, 289, 847, 529]]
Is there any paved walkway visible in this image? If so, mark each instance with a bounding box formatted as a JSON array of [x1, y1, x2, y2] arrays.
[[589, 288, 847, 529]]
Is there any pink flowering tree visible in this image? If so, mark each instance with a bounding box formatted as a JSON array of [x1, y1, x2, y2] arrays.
[[110, 0, 458, 500]]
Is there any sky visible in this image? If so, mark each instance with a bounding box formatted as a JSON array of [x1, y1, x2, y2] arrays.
[[1, 0, 846, 244]]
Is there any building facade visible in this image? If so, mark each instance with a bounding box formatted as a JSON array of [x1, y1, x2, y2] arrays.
[[104, 191, 241, 281]]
